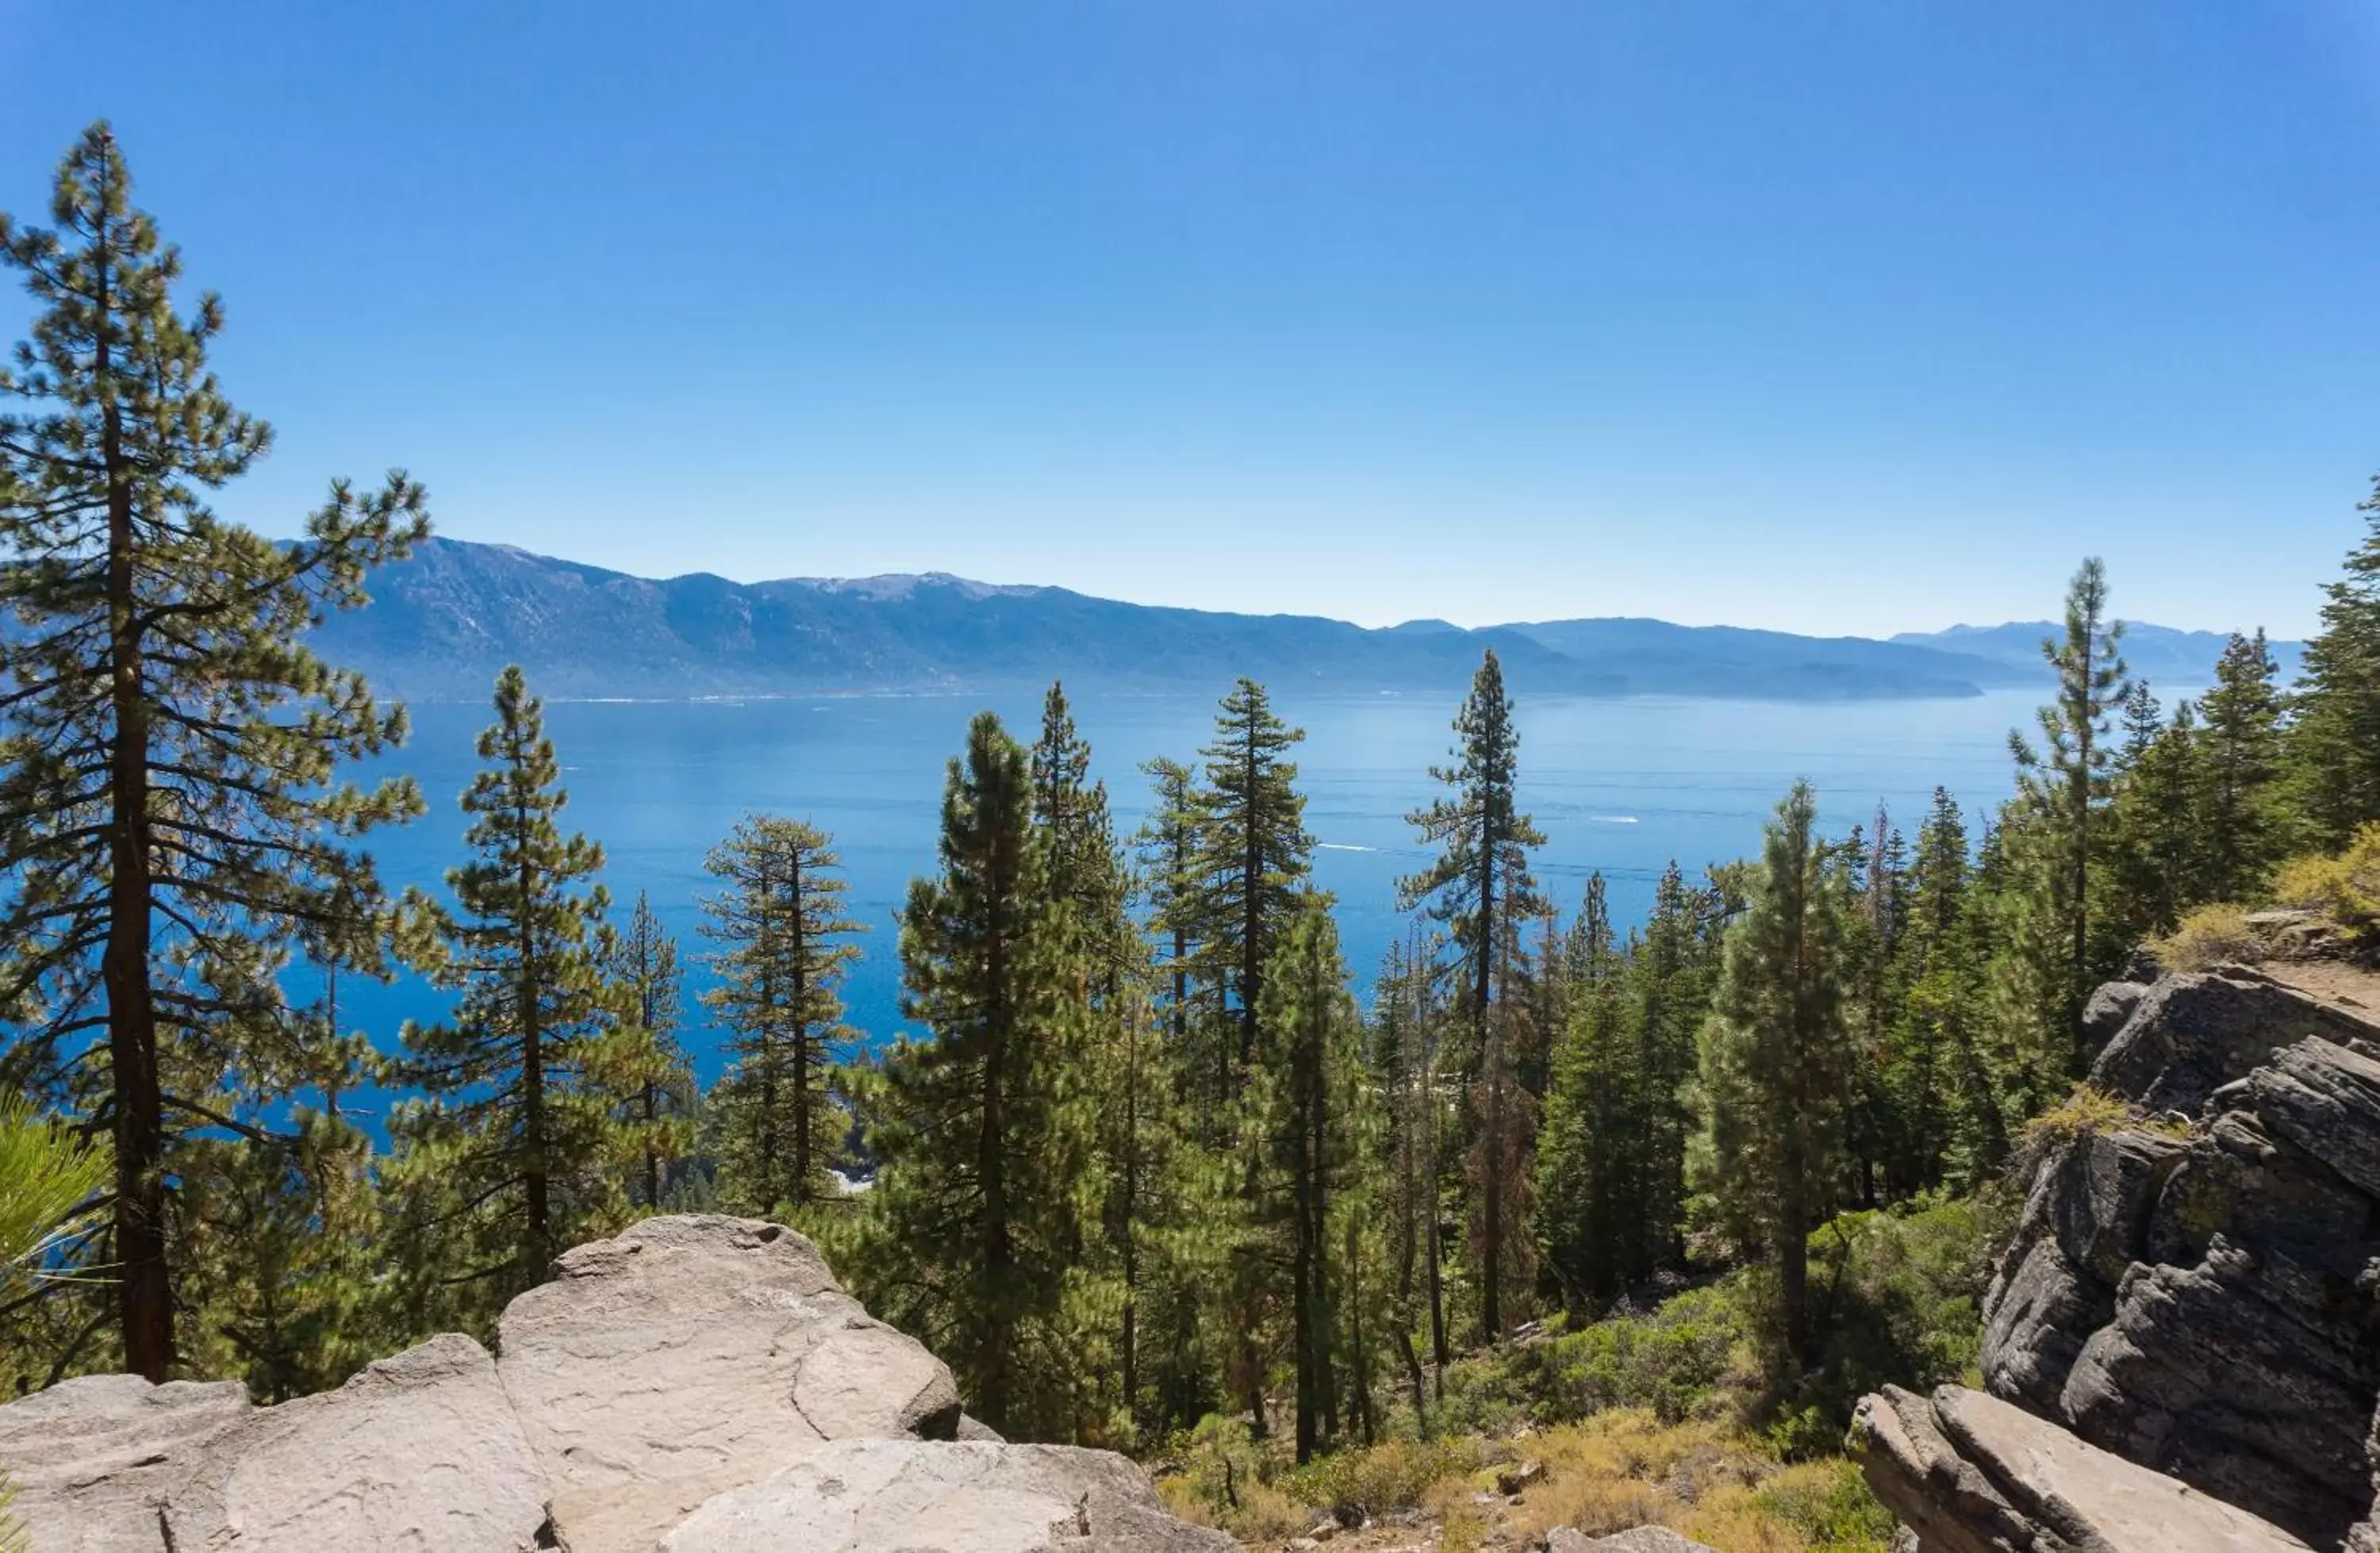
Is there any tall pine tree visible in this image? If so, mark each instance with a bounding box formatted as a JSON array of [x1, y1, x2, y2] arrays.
[[1693, 780, 1852, 1370], [2289, 481, 2380, 846], [1397, 649, 1545, 1340], [0, 124, 428, 1378], [854, 712, 1097, 1439], [390, 667, 616, 1321], [701, 815, 863, 1218]]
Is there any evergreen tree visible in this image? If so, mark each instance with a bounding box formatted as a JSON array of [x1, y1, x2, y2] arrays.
[[0, 124, 428, 1378], [390, 667, 617, 1321], [1398, 650, 1545, 1340], [2004, 558, 2129, 1091], [2289, 481, 2380, 846], [1190, 679, 1312, 1081], [1693, 781, 1852, 1370], [1535, 874, 1635, 1308], [1630, 863, 1706, 1282], [701, 816, 863, 1218], [2107, 704, 2206, 940], [1249, 892, 1370, 1462], [599, 892, 696, 1210], [179, 1114, 378, 1402], [853, 712, 1097, 1439], [2198, 630, 2286, 900], [1137, 757, 1207, 1054], [1368, 931, 1445, 1411], [2117, 681, 2163, 770]]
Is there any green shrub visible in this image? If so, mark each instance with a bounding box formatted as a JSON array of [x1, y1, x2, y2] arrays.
[[1281, 1435, 1488, 1517], [1438, 1283, 1750, 1436], [1783, 1194, 2001, 1448], [1750, 1459, 1900, 1551]]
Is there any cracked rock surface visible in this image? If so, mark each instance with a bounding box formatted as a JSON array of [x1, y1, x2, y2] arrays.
[[0, 1216, 1196, 1553], [658, 1440, 1232, 1553], [1869, 967, 2380, 1553]]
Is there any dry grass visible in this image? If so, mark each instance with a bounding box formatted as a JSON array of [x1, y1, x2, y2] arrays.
[[1157, 1407, 1897, 1553], [2153, 902, 2265, 972], [1503, 1410, 1893, 1553]]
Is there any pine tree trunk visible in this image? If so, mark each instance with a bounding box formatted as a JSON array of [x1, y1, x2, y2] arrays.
[[789, 846, 811, 1205], [99, 230, 173, 1379], [977, 892, 1012, 1432], [520, 814, 549, 1272]]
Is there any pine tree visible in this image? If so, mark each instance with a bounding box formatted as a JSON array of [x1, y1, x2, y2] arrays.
[[1368, 931, 1443, 1412], [179, 1113, 379, 1402], [1191, 679, 1312, 1082], [0, 124, 429, 1379], [1535, 874, 1636, 1308], [1630, 863, 1706, 1282], [853, 712, 1096, 1439], [2108, 704, 2206, 940], [2117, 681, 2163, 771], [1030, 682, 1161, 1436], [2289, 481, 2380, 846], [1249, 892, 1369, 1462], [1397, 650, 1545, 1340], [390, 667, 617, 1320], [2198, 631, 2286, 901], [1693, 781, 1852, 1369], [2005, 558, 2129, 1090], [701, 815, 863, 1218], [599, 892, 696, 1210]]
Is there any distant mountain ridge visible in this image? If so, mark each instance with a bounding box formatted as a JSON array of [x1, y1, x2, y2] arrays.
[[1892, 621, 2306, 688], [309, 536, 2294, 704]]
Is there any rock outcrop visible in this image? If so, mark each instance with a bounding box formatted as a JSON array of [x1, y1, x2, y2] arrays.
[[1852, 1383, 2312, 1553], [658, 1440, 1225, 1553], [0, 1215, 1225, 1553], [1866, 965, 2380, 1553], [498, 1215, 961, 1552]]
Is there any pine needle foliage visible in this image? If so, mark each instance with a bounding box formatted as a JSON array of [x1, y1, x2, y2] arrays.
[[0, 122, 428, 1379]]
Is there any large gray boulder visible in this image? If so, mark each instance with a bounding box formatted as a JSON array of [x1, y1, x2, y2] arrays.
[[1545, 1529, 1716, 1553], [0, 1217, 1210, 1553], [0, 1372, 249, 1551], [493, 1214, 962, 1553], [656, 1439, 1233, 1553], [163, 1333, 547, 1551], [1977, 971, 2380, 1547], [2088, 970, 2379, 1118], [1851, 1384, 2311, 1553]]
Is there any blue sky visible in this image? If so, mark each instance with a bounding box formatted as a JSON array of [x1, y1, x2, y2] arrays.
[[2, 2, 2374, 637]]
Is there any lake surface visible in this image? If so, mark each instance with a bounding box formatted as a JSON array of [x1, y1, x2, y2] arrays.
[[329, 686, 2056, 1084]]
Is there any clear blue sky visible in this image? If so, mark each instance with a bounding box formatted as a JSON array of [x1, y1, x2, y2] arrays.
[[2, 2, 2374, 637]]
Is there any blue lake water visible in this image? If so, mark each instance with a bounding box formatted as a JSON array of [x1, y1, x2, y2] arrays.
[[328, 686, 2055, 1085]]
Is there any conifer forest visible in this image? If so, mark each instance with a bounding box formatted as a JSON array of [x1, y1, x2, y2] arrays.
[[6, 120, 2380, 1523]]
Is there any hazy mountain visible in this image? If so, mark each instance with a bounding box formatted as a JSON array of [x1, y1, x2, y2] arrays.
[[309, 537, 2156, 704], [1891, 622, 2306, 689]]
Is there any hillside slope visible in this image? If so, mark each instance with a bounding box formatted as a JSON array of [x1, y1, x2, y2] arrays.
[[313, 537, 2047, 703]]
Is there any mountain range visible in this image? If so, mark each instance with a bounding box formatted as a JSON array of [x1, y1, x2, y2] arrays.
[[308, 536, 2301, 704]]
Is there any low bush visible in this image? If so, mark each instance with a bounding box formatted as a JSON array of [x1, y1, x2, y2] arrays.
[[2271, 823, 2380, 948], [2153, 902, 2264, 972], [1280, 1434, 1489, 1520], [1438, 1283, 1752, 1436]]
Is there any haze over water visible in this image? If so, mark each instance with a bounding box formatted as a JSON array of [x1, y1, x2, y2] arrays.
[[334, 686, 2067, 1083]]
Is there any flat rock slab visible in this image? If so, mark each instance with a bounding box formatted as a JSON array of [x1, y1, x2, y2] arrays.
[[1854, 1384, 2310, 1553], [1546, 1528, 1717, 1553], [163, 1333, 547, 1551], [658, 1439, 1234, 1553], [0, 1372, 250, 1551], [495, 1214, 961, 1553]]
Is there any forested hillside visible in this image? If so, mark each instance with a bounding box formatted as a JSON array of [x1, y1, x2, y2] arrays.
[[6, 122, 2380, 1553]]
